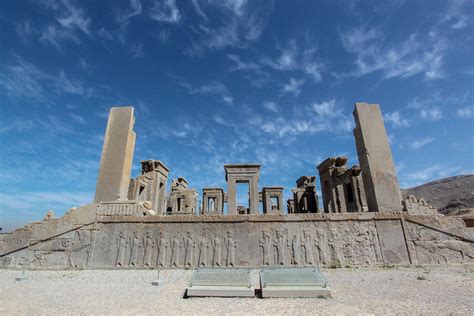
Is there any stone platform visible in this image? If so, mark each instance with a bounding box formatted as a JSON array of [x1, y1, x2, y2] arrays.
[[186, 268, 254, 297], [260, 267, 331, 298]]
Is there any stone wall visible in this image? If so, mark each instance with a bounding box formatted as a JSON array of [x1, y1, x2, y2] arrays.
[[1, 205, 472, 269]]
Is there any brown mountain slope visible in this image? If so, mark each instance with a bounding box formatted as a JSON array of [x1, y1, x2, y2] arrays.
[[402, 174, 474, 215]]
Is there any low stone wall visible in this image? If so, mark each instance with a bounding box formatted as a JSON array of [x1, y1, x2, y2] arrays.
[[1, 205, 472, 269]]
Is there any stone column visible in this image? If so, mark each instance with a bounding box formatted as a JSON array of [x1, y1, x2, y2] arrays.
[[249, 176, 260, 215], [94, 107, 136, 203], [227, 178, 237, 215], [353, 103, 403, 212]]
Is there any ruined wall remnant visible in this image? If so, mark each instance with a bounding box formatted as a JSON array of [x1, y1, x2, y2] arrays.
[[290, 176, 319, 213], [94, 107, 136, 203], [2, 210, 472, 270], [353, 103, 403, 212], [317, 156, 368, 213], [128, 160, 169, 214], [166, 178, 198, 215], [403, 195, 438, 216]]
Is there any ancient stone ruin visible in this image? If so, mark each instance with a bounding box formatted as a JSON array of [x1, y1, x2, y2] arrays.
[[1, 103, 473, 270]]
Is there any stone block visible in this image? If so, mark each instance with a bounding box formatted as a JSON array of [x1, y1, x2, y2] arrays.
[[187, 268, 255, 297], [260, 267, 331, 298]]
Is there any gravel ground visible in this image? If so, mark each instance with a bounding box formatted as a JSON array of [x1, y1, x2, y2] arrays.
[[1, 266, 473, 315]]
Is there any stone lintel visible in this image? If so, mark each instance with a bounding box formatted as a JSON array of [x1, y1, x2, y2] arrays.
[[316, 157, 337, 172], [140, 159, 170, 176], [296, 176, 316, 188]]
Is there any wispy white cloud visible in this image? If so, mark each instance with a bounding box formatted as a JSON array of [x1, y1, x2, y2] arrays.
[[262, 38, 325, 82], [70, 113, 85, 124], [0, 57, 49, 99], [384, 111, 409, 128], [0, 119, 36, 134], [116, 0, 143, 26], [187, 0, 273, 54], [98, 0, 143, 44], [182, 81, 234, 105], [227, 54, 271, 87], [409, 137, 434, 150], [339, 26, 447, 80], [456, 106, 474, 119], [250, 99, 354, 139], [192, 0, 208, 20], [40, 0, 91, 48], [262, 100, 278, 113], [16, 20, 33, 40], [441, 0, 472, 30], [0, 56, 91, 100], [130, 42, 144, 58], [419, 107, 442, 121], [0, 191, 93, 211], [227, 54, 260, 71], [405, 93, 474, 121], [56, 70, 86, 95], [150, 0, 181, 23], [402, 163, 464, 187], [282, 78, 304, 96]]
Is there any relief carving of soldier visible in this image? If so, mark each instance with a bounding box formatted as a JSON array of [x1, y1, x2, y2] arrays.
[[260, 230, 271, 265], [288, 234, 300, 265], [198, 232, 209, 267], [183, 232, 195, 268], [157, 232, 169, 268], [170, 234, 182, 267], [129, 231, 142, 267], [116, 232, 128, 267], [225, 231, 237, 267], [273, 230, 286, 265], [143, 232, 156, 267], [301, 229, 314, 265], [211, 236, 223, 267]]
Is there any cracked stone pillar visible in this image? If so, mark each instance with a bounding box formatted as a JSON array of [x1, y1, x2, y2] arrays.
[[353, 103, 402, 212], [94, 107, 136, 203]]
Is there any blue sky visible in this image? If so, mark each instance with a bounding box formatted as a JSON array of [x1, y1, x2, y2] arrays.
[[0, 0, 473, 231]]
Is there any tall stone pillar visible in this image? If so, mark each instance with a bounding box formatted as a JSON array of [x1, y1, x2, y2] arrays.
[[353, 103, 402, 212], [94, 107, 136, 203], [227, 178, 237, 215]]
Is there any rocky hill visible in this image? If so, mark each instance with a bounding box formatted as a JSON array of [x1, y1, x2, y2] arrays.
[[402, 174, 474, 215]]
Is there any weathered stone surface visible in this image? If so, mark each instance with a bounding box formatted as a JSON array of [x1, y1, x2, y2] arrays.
[[403, 195, 438, 216], [201, 188, 224, 215], [128, 160, 169, 214], [94, 107, 136, 203], [225, 164, 261, 215], [317, 157, 368, 213], [166, 178, 198, 215], [2, 208, 472, 269], [262, 187, 284, 214], [353, 103, 403, 212], [290, 176, 319, 213], [2, 104, 471, 272]]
